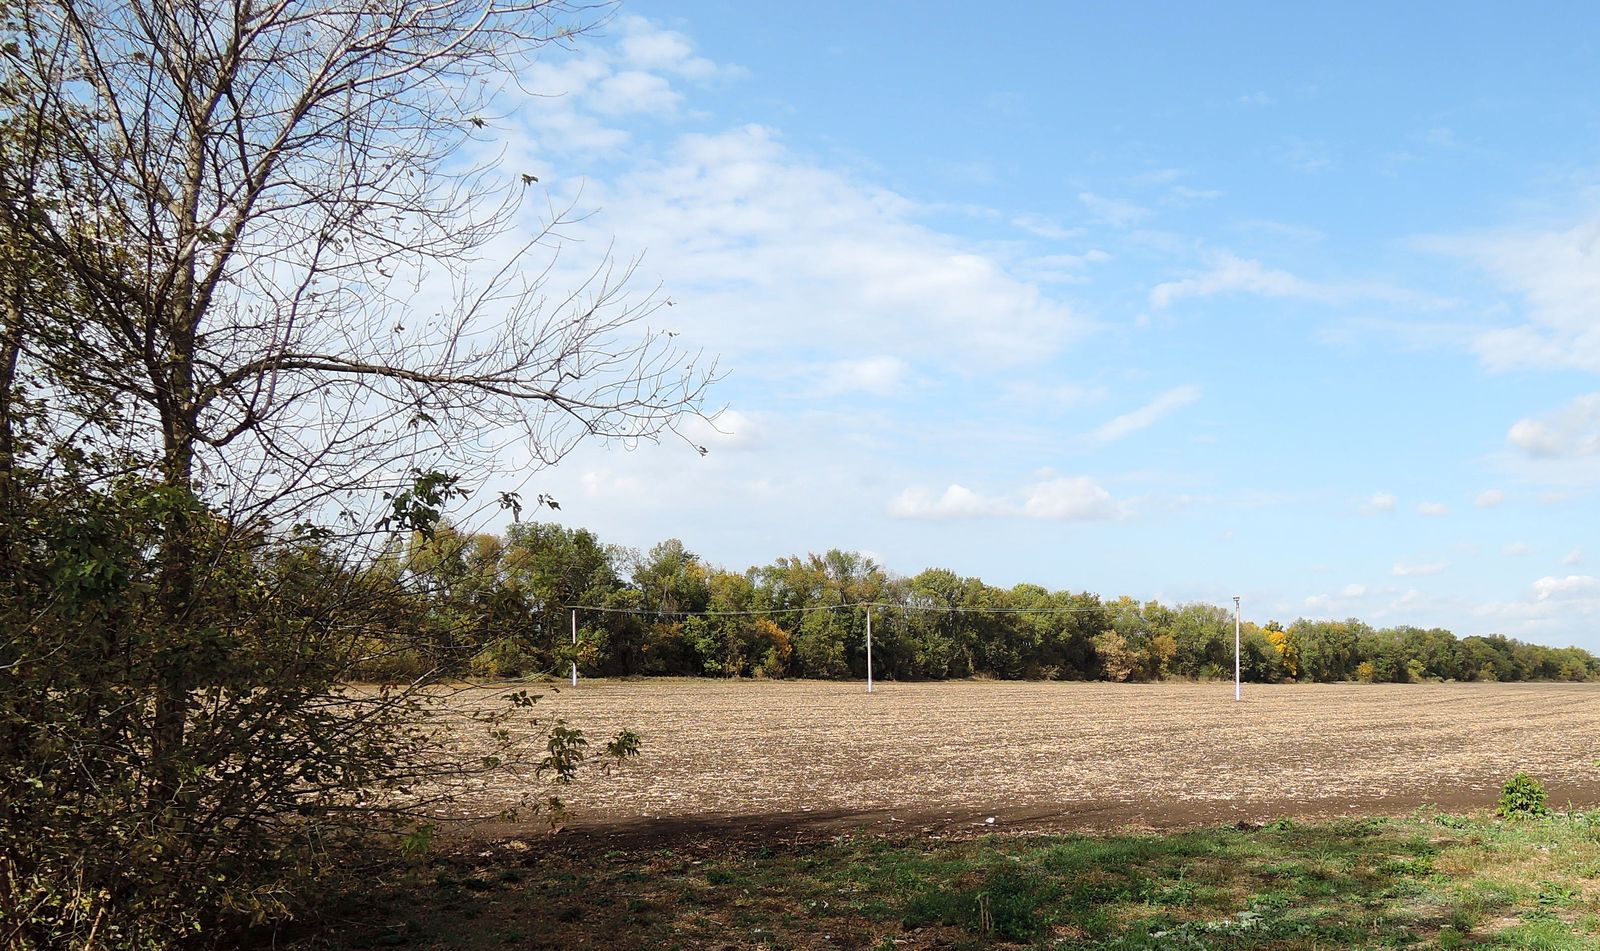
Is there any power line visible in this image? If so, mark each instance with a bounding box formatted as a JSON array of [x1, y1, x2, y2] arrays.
[[562, 600, 1118, 618], [562, 602, 851, 618]]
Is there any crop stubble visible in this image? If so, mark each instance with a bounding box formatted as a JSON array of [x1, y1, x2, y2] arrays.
[[439, 680, 1600, 835]]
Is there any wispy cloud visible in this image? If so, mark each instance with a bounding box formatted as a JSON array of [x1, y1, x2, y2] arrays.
[[680, 410, 765, 453], [1149, 251, 1449, 312], [1274, 137, 1334, 172], [1417, 501, 1450, 517], [1475, 489, 1505, 508], [1361, 491, 1398, 515], [1150, 253, 1318, 309], [1171, 185, 1223, 201], [615, 16, 739, 79], [1427, 215, 1600, 374], [1507, 393, 1600, 458], [1473, 576, 1600, 637], [1078, 191, 1150, 228], [1011, 213, 1082, 240], [1089, 386, 1201, 443], [1392, 561, 1448, 577], [888, 476, 1124, 521], [589, 70, 682, 117], [567, 123, 1092, 368], [1303, 582, 1377, 612], [1234, 219, 1324, 243], [1129, 167, 1186, 186], [1017, 250, 1112, 284], [812, 356, 910, 397]]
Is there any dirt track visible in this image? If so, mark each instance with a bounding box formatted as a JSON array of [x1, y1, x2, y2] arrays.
[[438, 679, 1600, 840]]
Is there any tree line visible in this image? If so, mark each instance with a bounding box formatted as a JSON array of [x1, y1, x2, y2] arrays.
[[373, 521, 1599, 685]]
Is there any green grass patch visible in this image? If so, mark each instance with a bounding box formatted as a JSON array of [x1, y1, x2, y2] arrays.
[[304, 810, 1600, 949]]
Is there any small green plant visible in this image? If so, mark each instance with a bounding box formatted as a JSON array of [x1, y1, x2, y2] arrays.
[[1498, 772, 1549, 819]]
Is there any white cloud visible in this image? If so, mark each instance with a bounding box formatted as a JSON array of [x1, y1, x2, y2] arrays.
[[1505, 542, 1532, 557], [1239, 91, 1276, 106], [1533, 575, 1600, 601], [813, 356, 910, 396], [1417, 501, 1450, 517], [1274, 138, 1333, 173], [1472, 571, 1600, 639], [615, 16, 732, 79], [1130, 167, 1186, 186], [1149, 251, 1442, 311], [580, 124, 1089, 367], [590, 70, 682, 117], [1236, 219, 1324, 243], [580, 467, 646, 500], [1421, 126, 1459, 149], [1149, 252, 1317, 309], [1052, 250, 1113, 267], [1303, 582, 1372, 612], [1563, 548, 1584, 566], [1431, 215, 1600, 374], [1361, 492, 1398, 515], [1002, 381, 1107, 410], [1078, 191, 1150, 228], [1020, 477, 1121, 520], [1089, 385, 1201, 443], [1011, 214, 1082, 240], [1506, 393, 1600, 458], [680, 409, 763, 452], [514, 72, 633, 154], [1392, 561, 1447, 577], [1475, 488, 1505, 508], [888, 476, 1123, 521], [1472, 592, 1600, 636], [501, 14, 766, 162], [887, 484, 1004, 520], [1019, 250, 1112, 284], [509, 18, 741, 156]]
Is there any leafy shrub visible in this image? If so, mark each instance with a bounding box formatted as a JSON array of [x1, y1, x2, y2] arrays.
[[1498, 772, 1549, 819]]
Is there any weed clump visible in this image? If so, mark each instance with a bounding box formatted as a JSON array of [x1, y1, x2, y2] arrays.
[[1497, 772, 1549, 819]]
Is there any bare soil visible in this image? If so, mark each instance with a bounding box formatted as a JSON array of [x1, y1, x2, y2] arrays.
[[433, 679, 1600, 842]]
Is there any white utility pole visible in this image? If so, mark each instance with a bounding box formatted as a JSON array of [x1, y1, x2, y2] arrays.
[[1233, 596, 1241, 702], [865, 607, 874, 693], [570, 608, 578, 687]]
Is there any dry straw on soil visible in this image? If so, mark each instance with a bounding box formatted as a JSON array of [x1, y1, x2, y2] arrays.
[[436, 680, 1600, 834]]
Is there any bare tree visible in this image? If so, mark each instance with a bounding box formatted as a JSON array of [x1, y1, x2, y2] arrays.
[[7, 0, 709, 519], [0, 0, 710, 942]]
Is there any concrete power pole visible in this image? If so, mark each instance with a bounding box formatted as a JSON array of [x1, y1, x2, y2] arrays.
[[1233, 596, 1241, 702]]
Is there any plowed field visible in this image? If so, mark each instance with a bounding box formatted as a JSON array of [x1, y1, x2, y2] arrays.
[[439, 680, 1600, 837]]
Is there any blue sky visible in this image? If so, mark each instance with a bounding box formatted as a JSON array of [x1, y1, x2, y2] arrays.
[[487, 3, 1600, 649]]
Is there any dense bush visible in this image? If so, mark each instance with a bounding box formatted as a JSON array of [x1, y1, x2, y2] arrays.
[[1498, 773, 1550, 819], [0, 474, 555, 945]]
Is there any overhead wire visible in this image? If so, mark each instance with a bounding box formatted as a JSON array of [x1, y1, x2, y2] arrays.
[[562, 600, 1121, 618]]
